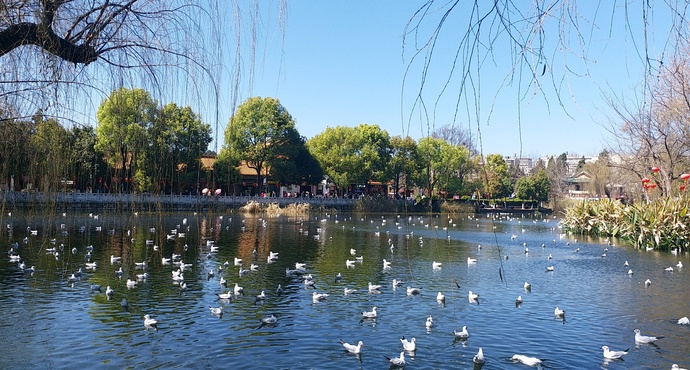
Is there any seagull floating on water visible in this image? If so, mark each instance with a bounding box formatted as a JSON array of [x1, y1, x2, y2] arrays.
[[361, 306, 377, 318], [312, 292, 329, 302], [602, 345, 628, 359], [634, 328, 663, 343], [340, 339, 363, 354], [406, 286, 421, 295], [645, 279, 652, 287], [436, 292, 445, 303], [209, 306, 223, 317], [467, 257, 477, 264], [368, 282, 382, 292], [524, 281, 532, 291], [554, 306, 565, 318], [473, 347, 486, 364], [453, 326, 470, 340], [468, 291, 479, 302], [672, 364, 688, 370], [425, 315, 434, 329], [143, 314, 158, 330], [511, 354, 542, 367], [344, 287, 357, 295], [384, 351, 406, 367], [678, 316, 690, 325], [261, 314, 277, 325], [432, 261, 442, 269], [400, 336, 416, 352]]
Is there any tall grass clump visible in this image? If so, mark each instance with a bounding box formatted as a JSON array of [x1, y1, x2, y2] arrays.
[[561, 197, 690, 252]]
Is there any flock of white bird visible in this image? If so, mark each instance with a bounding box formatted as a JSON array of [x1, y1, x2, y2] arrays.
[[5, 211, 689, 368]]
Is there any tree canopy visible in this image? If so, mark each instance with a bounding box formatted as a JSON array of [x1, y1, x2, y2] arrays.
[[223, 97, 298, 190]]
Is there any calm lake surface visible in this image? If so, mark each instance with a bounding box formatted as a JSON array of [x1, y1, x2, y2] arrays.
[[1, 210, 689, 369]]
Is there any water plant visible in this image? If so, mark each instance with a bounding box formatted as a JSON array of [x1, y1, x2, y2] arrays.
[[561, 197, 690, 252]]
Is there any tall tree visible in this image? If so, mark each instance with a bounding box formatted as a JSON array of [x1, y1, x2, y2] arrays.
[[307, 124, 391, 195], [388, 136, 419, 199], [481, 154, 512, 198], [29, 113, 71, 192], [70, 125, 107, 192], [223, 97, 297, 193], [431, 124, 477, 155], [95, 87, 156, 193]]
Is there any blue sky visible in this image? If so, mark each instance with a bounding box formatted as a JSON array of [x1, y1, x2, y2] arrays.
[[71, 1, 669, 160], [216, 1, 666, 159]]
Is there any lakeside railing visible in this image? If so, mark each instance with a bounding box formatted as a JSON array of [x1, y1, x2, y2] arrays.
[[0, 191, 357, 210]]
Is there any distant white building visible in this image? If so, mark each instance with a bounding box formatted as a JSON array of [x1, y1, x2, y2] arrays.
[[504, 156, 534, 174]]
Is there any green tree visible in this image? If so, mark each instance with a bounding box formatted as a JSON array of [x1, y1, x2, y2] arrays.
[[530, 169, 551, 202], [95, 87, 157, 193], [388, 136, 419, 199], [0, 114, 32, 190], [223, 97, 297, 194], [308, 124, 391, 195], [482, 154, 512, 198], [269, 129, 323, 187], [70, 126, 107, 192], [30, 113, 70, 192], [514, 176, 533, 200], [158, 103, 212, 193]]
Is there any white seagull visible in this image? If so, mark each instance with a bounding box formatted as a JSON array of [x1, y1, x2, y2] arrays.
[[634, 328, 663, 343], [678, 316, 690, 325], [384, 351, 406, 367], [340, 339, 363, 354], [473, 347, 485, 364], [368, 282, 382, 292], [233, 283, 244, 295], [511, 354, 542, 367], [406, 286, 421, 295], [361, 306, 377, 318], [382, 259, 391, 269], [143, 314, 158, 330], [344, 287, 357, 295], [209, 307, 223, 316], [602, 346, 628, 359], [453, 326, 470, 340], [425, 315, 434, 329], [524, 281, 532, 291], [400, 336, 416, 352], [672, 365, 688, 370], [312, 292, 329, 302], [554, 307, 566, 318], [467, 257, 478, 264], [437, 291, 445, 303], [468, 290, 479, 301], [432, 261, 442, 269], [261, 314, 277, 325]]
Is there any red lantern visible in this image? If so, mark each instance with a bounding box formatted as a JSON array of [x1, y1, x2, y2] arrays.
[[680, 185, 686, 191], [651, 166, 660, 173], [648, 183, 657, 189], [681, 173, 690, 182], [642, 178, 651, 183]]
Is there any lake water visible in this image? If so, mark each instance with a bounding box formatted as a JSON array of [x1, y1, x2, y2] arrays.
[[1, 211, 689, 369]]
